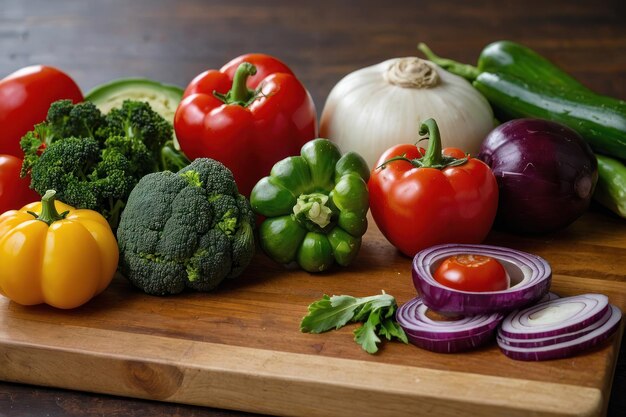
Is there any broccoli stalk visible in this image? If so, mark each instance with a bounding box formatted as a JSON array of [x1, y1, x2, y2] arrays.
[[161, 140, 191, 172]]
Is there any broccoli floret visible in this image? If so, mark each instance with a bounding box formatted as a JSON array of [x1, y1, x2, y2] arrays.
[[99, 100, 172, 170], [116, 158, 256, 295], [19, 101, 106, 177], [19, 99, 177, 229], [29, 137, 101, 210], [45, 99, 107, 142], [103, 135, 153, 179], [28, 137, 139, 229]]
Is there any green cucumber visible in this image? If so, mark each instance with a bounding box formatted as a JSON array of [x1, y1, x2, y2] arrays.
[[594, 154, 626, 218], [86, 78, 188, 163], [85, 77, 184, 131], [419, 41, 626, 161]]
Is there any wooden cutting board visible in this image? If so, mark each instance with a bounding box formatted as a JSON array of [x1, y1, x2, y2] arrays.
[[0, 210, 624, 417]]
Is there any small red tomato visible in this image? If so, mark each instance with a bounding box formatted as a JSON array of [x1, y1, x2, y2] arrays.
[[0, 65, 83, 157], [0, 154, 39, 214], [434, 254, 509, 292]]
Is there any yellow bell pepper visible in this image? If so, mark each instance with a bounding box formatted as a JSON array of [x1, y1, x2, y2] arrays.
[[0, 189, 118, 309]]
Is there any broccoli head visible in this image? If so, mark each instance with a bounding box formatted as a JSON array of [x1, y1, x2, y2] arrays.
[[98, 100, 173, 170], [29, 137, 102, 210], [20, 100, 107, 177], [27, 136, 138, 228], [20, 99, 179, 229], [116, 158, 256, 295], [45, 99, 107, 142]]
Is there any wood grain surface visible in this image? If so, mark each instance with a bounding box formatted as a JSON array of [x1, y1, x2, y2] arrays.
[[1, 0, 625, 416], [0, 211, 625, 417]]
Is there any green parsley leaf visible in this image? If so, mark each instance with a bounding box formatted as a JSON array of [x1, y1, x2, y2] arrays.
[[380, 317, 409, 344], [300, 292, 407, 354]]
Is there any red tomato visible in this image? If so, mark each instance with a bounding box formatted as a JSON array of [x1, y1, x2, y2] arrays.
[[0, 155, 39, 214], [434, 254, 509, 292], [368, 119, 499, 257], [0, 65, 83, 157]]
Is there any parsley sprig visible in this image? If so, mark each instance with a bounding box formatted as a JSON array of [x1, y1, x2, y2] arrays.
[[300, 292, 408, 354]]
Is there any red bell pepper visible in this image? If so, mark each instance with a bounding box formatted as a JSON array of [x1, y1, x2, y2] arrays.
[[368, 119, 499, 257], [0, 65, 83, 157], [174, 54, 317, 196]]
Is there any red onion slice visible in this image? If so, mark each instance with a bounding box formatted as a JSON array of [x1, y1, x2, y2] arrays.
[[498, 305, 614, 348], [539, 292, 560, 302], [406, 325, 497, 353], [396, 297, 503, 352], [413, 244, 551, 315], [500, 294, 610, 340], [498, 305, 622, 361]]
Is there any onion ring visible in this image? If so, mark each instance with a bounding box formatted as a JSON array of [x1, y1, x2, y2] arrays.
[[396, 297, 503, 353], [413, 244, 551, 315], [500, 293, 610, 340], [498, 305, 614, 348], [498, 304, 622, 361]]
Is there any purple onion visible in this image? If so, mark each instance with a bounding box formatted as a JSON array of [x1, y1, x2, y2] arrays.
[[405, 326, 497, 354], [498, 306, 614, 348], [478, 118, 598, 234], [539, 292, 560, 303], [413, 244, 551, 315], [498, 303, 621, 361], [500, 293, 610, 339], [396, 297, 503, 353]]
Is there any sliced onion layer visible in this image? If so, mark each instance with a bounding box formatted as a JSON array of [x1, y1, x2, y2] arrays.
[[396, 297, 503, 353], [497, 294, 622, 361], [500, 293, 610, 340], [413, 244, 551, 315], [498, 306, 614, 348], [406, 326, 497, 354], [539, 292, 560, 303]]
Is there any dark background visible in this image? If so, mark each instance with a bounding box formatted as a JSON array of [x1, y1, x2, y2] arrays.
[[1, 0, 625, 416]]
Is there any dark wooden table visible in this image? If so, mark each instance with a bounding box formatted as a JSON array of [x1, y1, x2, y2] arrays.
[[1, 0, 625, 416]]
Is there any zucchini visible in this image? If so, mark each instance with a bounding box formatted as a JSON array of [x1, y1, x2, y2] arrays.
[[419, 41, 626, 161], [85, 77, 184, 130], [594, 154, 626, 218], [86, 78, 188, 161]]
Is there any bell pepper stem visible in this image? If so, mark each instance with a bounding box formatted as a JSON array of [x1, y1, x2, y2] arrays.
[[213, 62, 258, 107], [419, 119, 444, 167], [33, 190, 69, 225], [293, 193, 333, 231], [418, 43, 480, 81]]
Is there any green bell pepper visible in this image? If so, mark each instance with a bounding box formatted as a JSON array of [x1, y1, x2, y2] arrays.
[[250, 139, 370, 272], [594, 154, 626, 218], [419, 41, 626, 161]]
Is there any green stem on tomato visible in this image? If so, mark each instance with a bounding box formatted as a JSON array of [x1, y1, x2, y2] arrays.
[[419, 119, 444, 168], [376, 119, 468, 171]]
